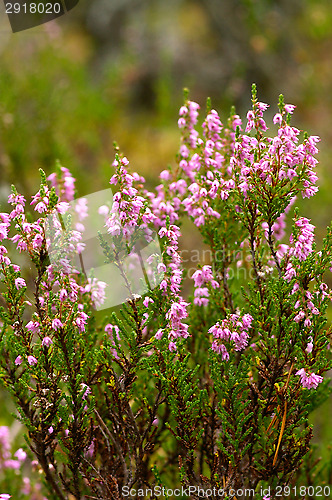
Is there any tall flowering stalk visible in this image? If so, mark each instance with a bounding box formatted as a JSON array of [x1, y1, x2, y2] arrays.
[[0, 86, 331, 499]]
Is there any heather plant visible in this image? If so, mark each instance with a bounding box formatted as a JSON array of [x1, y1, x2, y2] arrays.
[[0, 85, 332, 499]]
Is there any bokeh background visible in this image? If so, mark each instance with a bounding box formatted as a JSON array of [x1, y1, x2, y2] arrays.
[[1, 0, 332, 474]]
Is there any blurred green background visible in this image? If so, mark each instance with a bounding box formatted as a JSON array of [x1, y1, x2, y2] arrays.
[[1, 0, 332, 472]]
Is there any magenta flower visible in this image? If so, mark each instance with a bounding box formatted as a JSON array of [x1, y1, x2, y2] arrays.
[[296, 368, 323, 389], [285, 104, 296, 114], [35, 201, 48, 213], [14, 448, 27, 462], [273, 113, 282, 125], [209, 313, 254, 358], [32, 233, 43, 250], [306, 337, 313, 353], [80, 383, 91, 400], [27, 356, 37, 366], [48, 166, 76, 202], [26, 321, 40, 334], [59, 289, 68, 302], [76, 311, 88, 333], [143, 297, 154, 307], [52, 318, 63, 330], [42, 337, 53, 347], [14, 278, 26, 290], [14, 355, 22, 366], [155, 329, 164, 340], [0, 223, 10, 241]]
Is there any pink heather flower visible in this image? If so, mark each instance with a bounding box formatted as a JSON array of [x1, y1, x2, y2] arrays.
[[14, 448, 27, 462], [242, 314, 253, 329], [160, 170, 171, 180], [32, 233, 43, 250], [48, 166, 76, 202], [97, 205, 109, 219], [0, 223, 10, 241], [84, 278, 107, 308], [209, 313, 253, 358], [76, 311, 88, 333], [211, 341, 229, 361], [257, 102, 269, 111], [26, 321, 40, 334], [74, 198, 88, 221], [179, 105, 188, 116], [194, 287, 209, 307], [27, 356, 37, 366], [284, 263, 296, 281], [42, 337, 53, 347], [104, 324, 120, 358], [192, 265, 219, 289], [285, 104, 296, 114], [52, 318, 63, 330], [296, 368, 323, 389], [0, 495, 11, 499], [143, 297, 154, 307], [168, 341, 177, 352], [273, 113, 282, 125], [80, 383, 91, 399], [291, 217, 315, 261], [155, 329, 164, 340], [35, 201, 48, 213], [48, 426, 54, 434], [294, 311, 305, 323], [306, 337, 313, 353], [56, 202, 70, 214], [14, 278, 26, 290], [14, 355, 22, 366], [59, 289, 68, 302]]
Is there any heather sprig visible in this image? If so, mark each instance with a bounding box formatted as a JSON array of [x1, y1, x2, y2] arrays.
[[0, 88, 331, 499]]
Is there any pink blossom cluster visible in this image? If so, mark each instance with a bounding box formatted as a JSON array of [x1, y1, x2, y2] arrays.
[[192, 265, 219, 306], [293, 289, 320, 326], [230, 100, 319, 247], [209, 313, 254, 361], [245, 100, 269, 133], [283, 217, 316, 283], [290, 217, 315, 261], [156, 224, 189, 351], [0, 427, 46, 499], [105, 323, 121, 359], [47, 165, 76, 202], [108, 156, 156, 238], [262, 196, 296, 242], [0, 426, 26, 471], [180, 108, 236, 226], [296, 368, 323, 389], [146, 104, 240, 234], [178, 100, 200, 152], [83, 278, 107, 309]]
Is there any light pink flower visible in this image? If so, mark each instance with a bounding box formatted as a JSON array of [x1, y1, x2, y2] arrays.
[[14, 278, 26, 290], [42, 337, 53, 347], [52, 319, 63, 330], [296, 368, 323, 389], [27, 356, 37, 366], [14, 355, 22, 366], [14, 448, 27, 462]]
